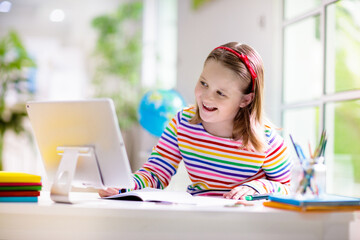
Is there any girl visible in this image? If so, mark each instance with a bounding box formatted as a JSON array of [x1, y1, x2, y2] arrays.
[[100, 42, 292, 200]]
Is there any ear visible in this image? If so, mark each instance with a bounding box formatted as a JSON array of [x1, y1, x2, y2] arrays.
[[239, 93, 255, 108]]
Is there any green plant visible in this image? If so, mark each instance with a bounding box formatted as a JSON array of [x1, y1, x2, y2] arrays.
[[192, 0, 213, 10], [0, 30, 35, 170], [91, 1, 143, 129]]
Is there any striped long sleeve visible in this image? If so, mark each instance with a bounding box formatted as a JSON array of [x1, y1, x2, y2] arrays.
[[242, 127, 292, 194], [132, 107, 292, 196], [131, 110, 183, 190]]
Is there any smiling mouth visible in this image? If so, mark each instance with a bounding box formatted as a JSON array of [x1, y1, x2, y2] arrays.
[[202, 103, 217, 112]]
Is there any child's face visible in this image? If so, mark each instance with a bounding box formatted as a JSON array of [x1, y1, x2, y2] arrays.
[[195, 60, 250, 128]]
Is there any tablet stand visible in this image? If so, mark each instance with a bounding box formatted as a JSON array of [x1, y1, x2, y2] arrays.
[[50, 146, 103, 203]]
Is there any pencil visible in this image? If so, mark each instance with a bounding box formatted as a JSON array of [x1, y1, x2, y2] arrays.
[[245, 193, 270, 201], [289, 134, 300, 159], [308, 141, 313, 159]]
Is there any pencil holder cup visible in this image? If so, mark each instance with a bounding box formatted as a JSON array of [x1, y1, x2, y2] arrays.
[[294, 157, 326, 198], [312, 157, 326, 196], [290, 158, 303, 195]]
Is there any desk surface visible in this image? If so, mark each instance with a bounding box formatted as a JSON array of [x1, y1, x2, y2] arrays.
[[0, 192, 358, 240]]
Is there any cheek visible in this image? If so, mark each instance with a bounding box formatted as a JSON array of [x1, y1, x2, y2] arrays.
[[222, 99, 241, 113], [194, 85, 202, 99]]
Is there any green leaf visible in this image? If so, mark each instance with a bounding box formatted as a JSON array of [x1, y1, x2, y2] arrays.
[[91, 1, 143, 130], [0, 30, 35, 137]]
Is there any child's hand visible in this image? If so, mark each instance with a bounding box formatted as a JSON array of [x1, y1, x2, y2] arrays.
[[98, 187, 120, 198], [223, 186, 257, 200]]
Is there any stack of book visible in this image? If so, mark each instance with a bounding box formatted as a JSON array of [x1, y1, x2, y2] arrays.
[[264, 194, 360, 212], [0, 172, 42, 202]]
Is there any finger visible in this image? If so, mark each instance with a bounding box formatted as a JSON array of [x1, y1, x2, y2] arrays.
[[231, 187, 256, 200], [239, 189, 256, 200], [109, 188, 120, 195], [235, 187, 251, 198], [224, 188, 241, 199], [98, 188, 119, 197], [232, 189, 250, 200], [98, 189, 111, 198], [98, 189, 108, 198], [225, 187, 248, 200], [223, 191, 232, 199]]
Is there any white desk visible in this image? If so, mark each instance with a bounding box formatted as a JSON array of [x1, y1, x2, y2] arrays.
[[0, 192, 358, 240]]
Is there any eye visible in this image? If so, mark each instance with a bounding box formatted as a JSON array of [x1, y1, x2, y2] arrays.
[[217, 90, 226, 97], [200, 81, 208, 87]]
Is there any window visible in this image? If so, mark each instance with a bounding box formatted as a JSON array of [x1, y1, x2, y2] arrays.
[[282, 0, 360, 197], [142, 0, 177, 89]]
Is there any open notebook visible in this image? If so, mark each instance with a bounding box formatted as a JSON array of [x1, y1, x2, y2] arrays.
[[103, 188, 243, 206]]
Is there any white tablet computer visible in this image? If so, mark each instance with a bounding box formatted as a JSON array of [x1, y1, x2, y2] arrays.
[[26, 99, 134, 203]]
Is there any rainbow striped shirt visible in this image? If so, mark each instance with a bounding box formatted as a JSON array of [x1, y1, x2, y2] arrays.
[[132, 107, 292, 196]]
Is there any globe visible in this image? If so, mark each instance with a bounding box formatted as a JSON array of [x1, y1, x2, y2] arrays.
[[138, 89, 186, 137]]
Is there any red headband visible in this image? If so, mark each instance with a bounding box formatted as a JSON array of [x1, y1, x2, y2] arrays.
[[214, 46, 257, 92]]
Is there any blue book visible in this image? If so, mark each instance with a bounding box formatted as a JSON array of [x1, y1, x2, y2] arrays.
[[268, 194, 360, 207], [0, 196, 38, 203]]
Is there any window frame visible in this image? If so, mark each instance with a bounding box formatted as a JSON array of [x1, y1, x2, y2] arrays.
[[281, 0, 360, 136], [281, 0, 360, 197]]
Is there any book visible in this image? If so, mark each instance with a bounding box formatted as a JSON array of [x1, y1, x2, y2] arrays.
[[104, 188, 195, 204], [103, 188, 249, 206], [268, 194, 360, 207], [263, 200, 360, 212], [0, 191, 40, 197], [0, 186, 42, 191], [0, 182, 42, 186], [0, 172, 41, 183], [0, 196, 38, 203], [0, 172, 42, 203]]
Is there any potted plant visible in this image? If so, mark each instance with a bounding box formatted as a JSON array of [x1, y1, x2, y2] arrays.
[[91, 1, 143, 130], [0, 30, 35, 170]]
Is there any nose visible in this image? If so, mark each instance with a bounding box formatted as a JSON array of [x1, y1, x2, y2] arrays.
[[203, 90, 216, 101]]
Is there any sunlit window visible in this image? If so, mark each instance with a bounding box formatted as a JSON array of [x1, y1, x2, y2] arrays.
[[282, 0, 360, 198], [142, 0, 177, 89]]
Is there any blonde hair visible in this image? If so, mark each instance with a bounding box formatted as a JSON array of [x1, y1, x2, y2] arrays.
[[189, 42, 266, 153]]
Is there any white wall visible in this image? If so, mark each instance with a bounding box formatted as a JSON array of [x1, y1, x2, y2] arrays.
[[176, 0, 283, 125]]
